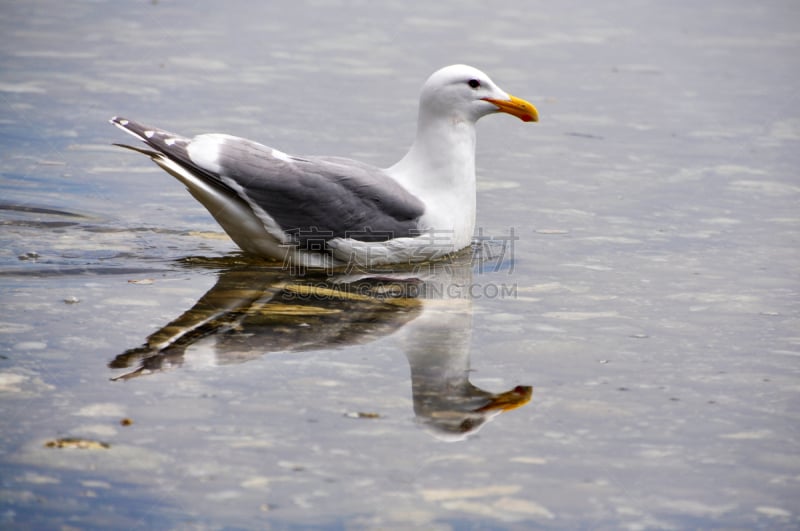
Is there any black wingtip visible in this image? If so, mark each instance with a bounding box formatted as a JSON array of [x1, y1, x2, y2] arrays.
[[109, 116, 155, 144]]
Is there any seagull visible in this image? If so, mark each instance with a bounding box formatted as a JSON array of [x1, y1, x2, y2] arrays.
[[110, 64, 538, 269]]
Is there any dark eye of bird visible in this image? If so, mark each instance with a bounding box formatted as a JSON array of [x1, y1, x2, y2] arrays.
[[468, 79, 481, 89]]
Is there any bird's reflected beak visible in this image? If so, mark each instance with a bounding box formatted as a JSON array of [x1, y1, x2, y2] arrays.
[[483, 94, 539, 122], [475, 385, 533, 413]]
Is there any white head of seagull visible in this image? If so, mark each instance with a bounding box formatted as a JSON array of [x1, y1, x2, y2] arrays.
[[110, 64, 537, 269], [386, 65, 538, 259], [416, 64, 538, 123]]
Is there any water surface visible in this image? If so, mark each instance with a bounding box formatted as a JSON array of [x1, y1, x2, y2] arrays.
[[1, 0, 799, 528]]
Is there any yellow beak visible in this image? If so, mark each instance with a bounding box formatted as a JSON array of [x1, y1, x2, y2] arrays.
[[483, 94, 539, 122]]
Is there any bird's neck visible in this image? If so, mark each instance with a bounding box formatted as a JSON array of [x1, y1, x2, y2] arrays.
[[387, 113, 478, 241], [390, 113, 477, 191]]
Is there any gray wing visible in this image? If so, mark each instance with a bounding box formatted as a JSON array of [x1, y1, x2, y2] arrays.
[[110, 118, 425, 246]]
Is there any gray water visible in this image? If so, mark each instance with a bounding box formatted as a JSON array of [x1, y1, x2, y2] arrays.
[[1, 0, 799, 529]]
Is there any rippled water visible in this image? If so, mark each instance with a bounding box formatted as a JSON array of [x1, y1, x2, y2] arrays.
[[1, 0, 799, 529]]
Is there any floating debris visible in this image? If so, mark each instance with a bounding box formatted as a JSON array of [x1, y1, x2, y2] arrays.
[[127, 278, 155, 285], [120, 418, 133, 426], [344, 411, 381, 419], [18, 251, 40, 261], [44, 437, 110, 450], [63, 296, 80, 304]]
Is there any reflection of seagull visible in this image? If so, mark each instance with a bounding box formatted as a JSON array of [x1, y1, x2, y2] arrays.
[[110, 257, 532, 440], [110, 64, 537, 268]]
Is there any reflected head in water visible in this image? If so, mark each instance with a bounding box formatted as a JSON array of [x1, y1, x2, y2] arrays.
[[413, 384, 532, 442]]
